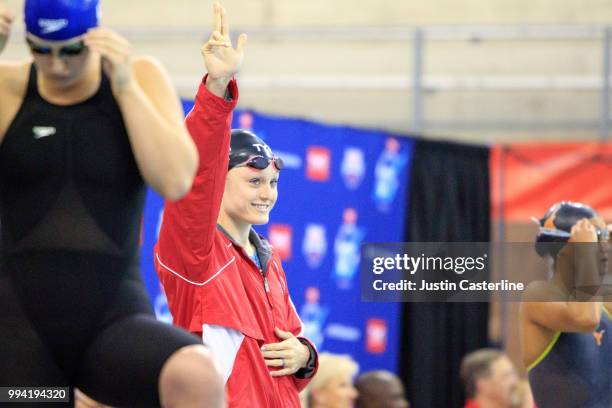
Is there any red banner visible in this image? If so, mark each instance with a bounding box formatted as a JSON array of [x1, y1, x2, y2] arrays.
[[491, 142, 612, 222]]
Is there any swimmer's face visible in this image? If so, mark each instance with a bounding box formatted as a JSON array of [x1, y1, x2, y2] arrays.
[[26, 34, 90, 87], [221, 164, 279, 228]]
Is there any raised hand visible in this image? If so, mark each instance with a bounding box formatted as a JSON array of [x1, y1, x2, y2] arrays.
[[0, 4, 15, 54], [84, 28, 134, 94], [201, 1, 247, 95], [569, 219, 598, 243]]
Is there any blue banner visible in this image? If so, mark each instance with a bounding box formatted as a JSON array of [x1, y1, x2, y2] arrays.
[[140, 102, 414, 374]]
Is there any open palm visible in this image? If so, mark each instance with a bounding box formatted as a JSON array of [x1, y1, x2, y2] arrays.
[[201, 2, 247, 80]]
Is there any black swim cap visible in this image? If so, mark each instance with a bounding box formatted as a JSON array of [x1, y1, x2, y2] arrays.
[[228, 129, 277, 171], [535, 201, 600, 257]]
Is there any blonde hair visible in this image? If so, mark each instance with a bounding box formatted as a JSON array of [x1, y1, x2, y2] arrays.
[[302, 353, 359, 407]]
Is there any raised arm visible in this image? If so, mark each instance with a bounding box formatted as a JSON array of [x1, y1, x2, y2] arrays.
[[156, 2, 246, 279], [84, 28, 198, 201], [523, 300, 602, 333], [523, 220, 603, 333], [174, 0, 247, 252]]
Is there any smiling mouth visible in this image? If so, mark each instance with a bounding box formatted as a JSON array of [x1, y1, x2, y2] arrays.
[[251, 203, 270, 212]]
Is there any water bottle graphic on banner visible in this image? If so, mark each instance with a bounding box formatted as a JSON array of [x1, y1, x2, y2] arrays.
[[299, 286, 329, 349], [302, 223, 328, 269], [372, 137, 407, 212], [341, 147, 366, 190], [333, 208, 366, 290]]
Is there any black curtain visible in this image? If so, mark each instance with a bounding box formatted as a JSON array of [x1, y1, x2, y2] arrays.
[[399, 140, 490, 408]]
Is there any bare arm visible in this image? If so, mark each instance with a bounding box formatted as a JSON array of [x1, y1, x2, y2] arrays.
[[84, 29, 198, 201], [116, 56, 198, 201], [523, 219, 603, 333], [523, 300, 602, 332]]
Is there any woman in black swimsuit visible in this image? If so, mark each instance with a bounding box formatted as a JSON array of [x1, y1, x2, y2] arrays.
[[0, 1, 238, 406]]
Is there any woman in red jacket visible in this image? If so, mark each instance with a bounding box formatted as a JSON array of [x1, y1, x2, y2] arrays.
[[154, 2, 318, 407]]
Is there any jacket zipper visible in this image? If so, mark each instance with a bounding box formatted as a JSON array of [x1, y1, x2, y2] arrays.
[[264, 276, 270, 292], [260, 257, 271, 294], [260, 263, 273, 308]]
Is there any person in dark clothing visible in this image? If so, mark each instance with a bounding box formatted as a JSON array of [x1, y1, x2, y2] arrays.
[[0, 1, 229, 406], [521, 201, 611, 408]]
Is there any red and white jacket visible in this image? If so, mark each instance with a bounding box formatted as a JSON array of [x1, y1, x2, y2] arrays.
[[154, 76, 317, 408]]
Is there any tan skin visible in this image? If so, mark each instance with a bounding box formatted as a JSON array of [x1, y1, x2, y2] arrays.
[[520, 217, 612, 368], [75, 389, 112, 408], [218, 164, 279, 250]]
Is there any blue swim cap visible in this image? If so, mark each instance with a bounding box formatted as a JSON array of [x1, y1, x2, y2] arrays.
[[25, 0, 100, 41]]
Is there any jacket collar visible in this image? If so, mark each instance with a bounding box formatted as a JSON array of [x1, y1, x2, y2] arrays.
[[216, 224, 273, 271]]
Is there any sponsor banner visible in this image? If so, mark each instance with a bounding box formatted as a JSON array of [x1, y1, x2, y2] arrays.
[[491, 143, 612, 222], [139, 103, 415, 373]]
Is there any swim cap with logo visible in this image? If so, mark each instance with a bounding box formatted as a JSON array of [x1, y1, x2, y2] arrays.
[[228, 129, 282, 171], [25, 0, 100, 41]]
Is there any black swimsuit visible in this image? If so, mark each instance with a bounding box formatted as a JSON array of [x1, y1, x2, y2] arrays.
[[0, 65, 199, 407]]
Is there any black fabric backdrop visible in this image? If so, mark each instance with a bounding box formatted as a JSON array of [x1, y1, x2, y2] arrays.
[[399, 140, 490, 408]]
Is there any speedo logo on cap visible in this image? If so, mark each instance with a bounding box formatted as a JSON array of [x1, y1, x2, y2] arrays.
[[38, 18, 69, 34]]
